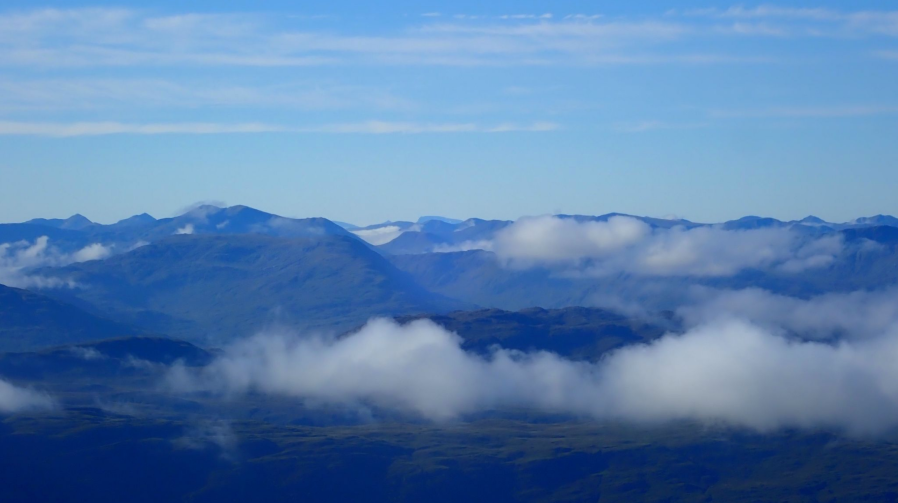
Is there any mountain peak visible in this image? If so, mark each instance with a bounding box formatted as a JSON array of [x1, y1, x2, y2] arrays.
[[113, 213, 156, 227], [60, 214, 94, 230]]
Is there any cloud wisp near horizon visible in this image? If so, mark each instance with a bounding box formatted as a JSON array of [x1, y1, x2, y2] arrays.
[[428, 215, 846, 277], [0, 4, 896, 136]]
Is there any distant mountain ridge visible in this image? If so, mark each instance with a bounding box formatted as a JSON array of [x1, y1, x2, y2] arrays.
[[35, 233, 471, 344], [4, 205, 359, 254], [8, 205, 898, 258]]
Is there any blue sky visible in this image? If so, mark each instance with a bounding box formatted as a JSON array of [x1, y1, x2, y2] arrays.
[[0, 1, 897, 225]]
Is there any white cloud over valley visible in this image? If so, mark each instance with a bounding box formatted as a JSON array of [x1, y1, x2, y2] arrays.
[[0, 236, 111, 288], [448, 215, 842, 277], [167, 316, 898, 435]]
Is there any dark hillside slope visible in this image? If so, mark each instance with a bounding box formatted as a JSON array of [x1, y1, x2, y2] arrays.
[[40, 234, 469, 344], [0, 284, 137, 352], [396, 307, 669, 360]]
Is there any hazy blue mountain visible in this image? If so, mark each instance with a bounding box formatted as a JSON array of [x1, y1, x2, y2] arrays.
[[559, 213, 704, 229], [332, 221, 360, 230], [391, 225, 898, 312], [0, 224, 90, 250], [353, 220, 417, 233], [38, 234, 470, 344], [721, 215, 786, 230], [0, 284, 138, 352], [395, 306, 669, 360], [132, 205, 356, 240], [849, 215, 898, 228], [417, 215, 463, 225], [110, 213, 157, 228], [366, 218, 512, 254], [2, 206, 363, 267], [378, 231, 450, 255], [390, 250, 595, 309], [25, 213, 95, 230]]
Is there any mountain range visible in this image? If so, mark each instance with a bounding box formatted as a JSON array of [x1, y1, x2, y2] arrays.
[[5, 204, 898, 346], [4, 204, 898, 502]]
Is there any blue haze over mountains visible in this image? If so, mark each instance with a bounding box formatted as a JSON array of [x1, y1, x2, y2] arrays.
[[2, 203, 898, 348], [6, 204, 898, 500]]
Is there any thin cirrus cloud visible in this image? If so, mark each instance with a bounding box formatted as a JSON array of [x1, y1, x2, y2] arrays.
[[0, 7, 769, 68], [709, 105, 898, 119], [0, 79, 417, 112], [675, 5, 898, 36], [166, 316, 898, 436], [0, 6, 894, 71], [0, 120, 559, 137]]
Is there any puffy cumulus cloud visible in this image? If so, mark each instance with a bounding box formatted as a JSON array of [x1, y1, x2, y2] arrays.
[[0, 236, 112, 288], [490, 215, 650, 266], [454, 216, 842, 277], [70, 242, 113, 262], [168, 317, 898, 435], [598, 320, 898, 435], [174, 223, 195, 235], [0, 379, 56, 413], [679, 287, 898, 340]]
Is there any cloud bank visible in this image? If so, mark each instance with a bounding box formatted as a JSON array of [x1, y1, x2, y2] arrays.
[[0, 379, 56, 413], [168, 317, 898, 436], [453, 215, 841, 277], [679, 287, 898, 340], [0, 236, 111, 288]]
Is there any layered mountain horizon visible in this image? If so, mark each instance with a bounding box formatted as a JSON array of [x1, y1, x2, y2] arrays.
[[3, 202, 898, 349]]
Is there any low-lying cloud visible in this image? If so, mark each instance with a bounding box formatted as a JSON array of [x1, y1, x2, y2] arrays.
[[0, 236, 112, 288], [168, 317, 898, 436], [452, 215, 842, 277], [351, 225, 414, 246], [0, 378, 56, 413], [679, 287, 898, 340]]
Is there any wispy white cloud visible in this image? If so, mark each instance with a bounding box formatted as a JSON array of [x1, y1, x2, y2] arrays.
[[0, 7, 757, 68], [0, 379, 56, 413], [0, 78, 416, 112], [711, 105, 898, 119], [174, 223, 195, 235], [351, 225, 410, 246], [0, 236, 113, 288], [0, 121, 286, 136], [678, 6, 843, 21], [0, 120, 559, 137], [675, 5, 898, 37]]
